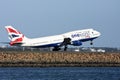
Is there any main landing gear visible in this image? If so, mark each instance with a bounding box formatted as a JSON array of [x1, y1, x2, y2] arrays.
[[52, 38, 71, 51], [52, 46, 61, 51]]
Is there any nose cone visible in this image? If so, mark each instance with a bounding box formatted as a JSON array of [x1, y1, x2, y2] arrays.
[[97, 31, 101, 37], [93, 30, 101, 37]]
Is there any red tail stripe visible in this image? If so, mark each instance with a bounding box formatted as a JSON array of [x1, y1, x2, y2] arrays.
[[7, 28, 18, 34], [10, 37, 23, 46]]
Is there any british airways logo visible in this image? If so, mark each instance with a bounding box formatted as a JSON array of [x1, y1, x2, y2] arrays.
[[71, 31, 90, 38], [71, 34, 80, 38]]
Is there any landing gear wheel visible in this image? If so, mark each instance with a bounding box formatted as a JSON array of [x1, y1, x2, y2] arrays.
[[64, 45, 67, 51], [90, 41, 93, 45], [52, 47, 61, 51]]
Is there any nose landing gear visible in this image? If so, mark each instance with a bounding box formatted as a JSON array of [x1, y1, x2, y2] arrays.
[[90, 41, 93, 45]]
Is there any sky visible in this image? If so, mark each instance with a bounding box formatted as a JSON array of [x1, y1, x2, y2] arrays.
[[0, 0, 120, 48]]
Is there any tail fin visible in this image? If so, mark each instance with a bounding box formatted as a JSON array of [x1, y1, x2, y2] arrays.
[[5, 26, 27, 46]]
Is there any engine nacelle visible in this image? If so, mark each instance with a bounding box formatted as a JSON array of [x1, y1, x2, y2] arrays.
[[72, 41, 82, 46]]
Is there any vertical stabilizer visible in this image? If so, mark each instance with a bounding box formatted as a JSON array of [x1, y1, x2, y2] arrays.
[[5, 26, 28, 46]]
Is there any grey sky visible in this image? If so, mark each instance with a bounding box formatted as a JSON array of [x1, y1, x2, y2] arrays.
[[0, 0, 120, 47]]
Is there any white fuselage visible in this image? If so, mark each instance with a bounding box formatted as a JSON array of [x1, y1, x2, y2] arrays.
[[21, 28, 101, 47]]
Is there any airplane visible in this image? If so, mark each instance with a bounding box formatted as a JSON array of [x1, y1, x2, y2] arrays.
[[5, 26, 101, 51]]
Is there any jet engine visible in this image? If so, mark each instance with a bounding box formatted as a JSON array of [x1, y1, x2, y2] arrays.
[[72, 41, 82, 46]]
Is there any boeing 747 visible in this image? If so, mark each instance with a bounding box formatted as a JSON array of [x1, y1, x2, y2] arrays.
[[5, 26, 101, 51]]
